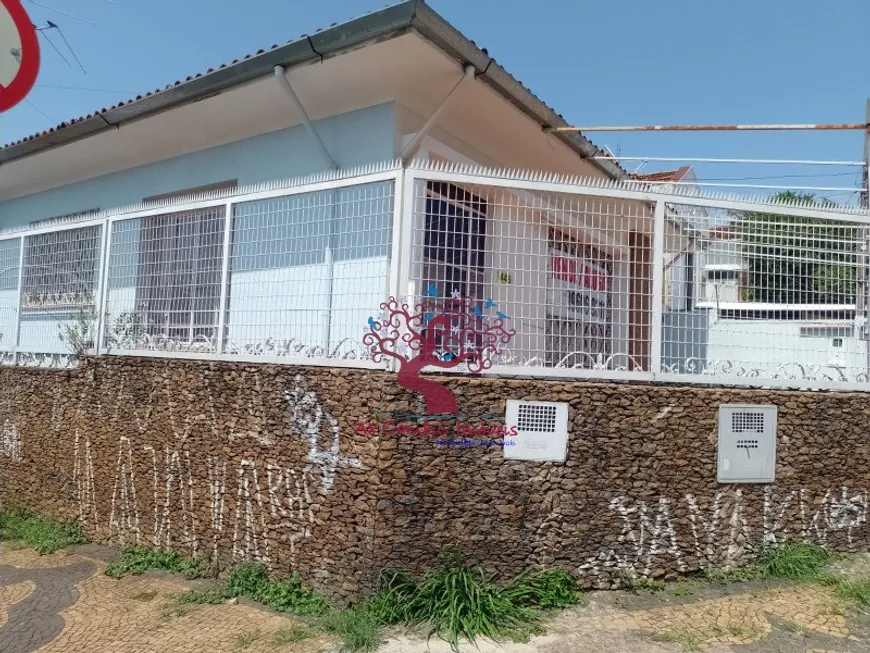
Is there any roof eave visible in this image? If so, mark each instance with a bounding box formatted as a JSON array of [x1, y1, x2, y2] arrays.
[[410, 2, 624, 180], [0, 2, 419, 165], [0, 0, 625, 180]]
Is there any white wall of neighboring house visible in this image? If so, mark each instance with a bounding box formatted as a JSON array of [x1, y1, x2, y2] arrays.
[[705, 311, 867, 379]]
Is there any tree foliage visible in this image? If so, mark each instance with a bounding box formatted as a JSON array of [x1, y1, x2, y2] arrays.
[[739, 192, 858, 304]]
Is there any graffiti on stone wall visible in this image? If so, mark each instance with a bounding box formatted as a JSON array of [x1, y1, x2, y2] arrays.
[[577, 486, 869, 581], [63, 372, 362, 568], [0, 420, 20, 462], [284, 375, 362, 491]]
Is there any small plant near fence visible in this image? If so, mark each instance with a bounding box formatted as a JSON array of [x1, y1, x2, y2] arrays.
[[57, 306, 98, 357]]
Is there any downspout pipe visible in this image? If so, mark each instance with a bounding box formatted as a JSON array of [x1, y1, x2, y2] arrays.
[[401, 65, 476, 163], [273, 65, 339, 171], [273, 65, 340, 353]]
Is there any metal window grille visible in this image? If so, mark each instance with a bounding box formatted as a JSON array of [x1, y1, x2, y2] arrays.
[[21, 225, 101, 310], [104, 208, 225, 353], [225, 180, 393, 359], [410, 175, 652, 373], [661, 198, 868, 385]]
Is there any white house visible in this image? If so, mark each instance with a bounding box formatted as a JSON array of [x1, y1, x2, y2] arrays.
[[1, 1, 688, 371]]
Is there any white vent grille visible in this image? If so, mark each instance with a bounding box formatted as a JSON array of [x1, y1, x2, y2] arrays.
[[517, 404, 558, 433], [732, 412, 764, 433], [717, 404, 777, 483], [504, 400, 569, 462]]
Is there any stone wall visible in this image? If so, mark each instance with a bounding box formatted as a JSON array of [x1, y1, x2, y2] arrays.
[[1, 356, 869, 601]]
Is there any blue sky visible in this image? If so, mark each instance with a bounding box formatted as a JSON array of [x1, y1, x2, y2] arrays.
[[3, 0, 868, 203]]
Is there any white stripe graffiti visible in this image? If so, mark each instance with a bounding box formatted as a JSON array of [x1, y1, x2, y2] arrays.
[[0, 420, 20, 462], [582, 487, 870, 582], [108, 436, 139, 544], [67, 374, 360, 569], [208, 456, 228, 564], [72, 429, 97, 525]]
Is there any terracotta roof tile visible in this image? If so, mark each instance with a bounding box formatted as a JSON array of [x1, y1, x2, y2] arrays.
[[630, 166, 692, 182]]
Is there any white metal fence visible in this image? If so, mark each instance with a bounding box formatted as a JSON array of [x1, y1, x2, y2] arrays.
[[5, 159, 870, 391]]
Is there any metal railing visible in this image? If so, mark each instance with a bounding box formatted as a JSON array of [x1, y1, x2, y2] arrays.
[[5, 159, 870, 391]]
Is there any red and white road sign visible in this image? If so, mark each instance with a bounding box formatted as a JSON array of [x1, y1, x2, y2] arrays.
[[0, 0, 40, 112]]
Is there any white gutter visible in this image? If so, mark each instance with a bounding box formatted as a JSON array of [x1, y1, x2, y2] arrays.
[[401, 65, 476, 163], [273, 65, 339, 171]]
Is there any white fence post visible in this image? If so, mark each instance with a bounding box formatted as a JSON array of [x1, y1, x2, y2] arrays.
[[381, 167, 417, 373], [398, 167, 417, 302], [650, 199, 666, 377], [216, 201, 234, 355], [94, 220, 112, 355], [387, 169, 406, 305], [13, 235, 24, 365]]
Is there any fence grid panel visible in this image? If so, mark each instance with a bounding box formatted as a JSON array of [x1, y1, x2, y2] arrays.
[[4, 160, 870, 390]]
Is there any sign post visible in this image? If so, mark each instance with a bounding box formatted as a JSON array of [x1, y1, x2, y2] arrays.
[[0, 0, 40, 112]]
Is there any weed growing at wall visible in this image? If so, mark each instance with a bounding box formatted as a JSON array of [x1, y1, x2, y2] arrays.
[[364, 551, 583, 652], [704, 542, 837, 584], [755, 543, 836, 581], [104, 546, 209, 579], [0, 506, 84, 554], [226, 563, 329, 616], [124, 547, 583, 652]]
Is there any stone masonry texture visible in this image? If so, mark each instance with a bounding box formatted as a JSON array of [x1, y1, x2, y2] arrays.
[[1, 356, 869, 602]]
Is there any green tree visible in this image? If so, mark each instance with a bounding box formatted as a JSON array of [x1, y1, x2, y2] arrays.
[[739, 192, 858, 304]]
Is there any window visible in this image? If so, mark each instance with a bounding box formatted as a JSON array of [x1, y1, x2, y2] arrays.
[[422, 181, 487, 301], [21, 225, 101, 310], [707, 269, 739, 281], [135, 183, 234, 343], [545, 230, 612, 367], [136, 207, 225, 342], [421, 182, 488, 359]]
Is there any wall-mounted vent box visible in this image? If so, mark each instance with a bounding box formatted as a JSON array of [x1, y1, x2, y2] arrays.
[[503, 400, 569, 462], [717, 404, 777, 483]]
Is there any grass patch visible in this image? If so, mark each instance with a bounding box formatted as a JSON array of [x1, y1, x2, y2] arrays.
[[145, 552, 582, 653], [500, 568, 584, 609], [0, 507, 84, 554], [781, 619, 808, 636], [317, 604, 382, 652], [835, 578, 870, 606], [174, 563, 328, 617], [659, 629, 703, 652], [105, 546, 207, 580], [364, 552, 580, 652], [672, 583, 694, 597], [176, 588, 228, 605], [619, 571, 666, 594], [272, 625, 314, 644], [704, 543, 835, 585], [755, 543, 833, 581], [226, 563, 329, 616], [234, 629, 261, 649]]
